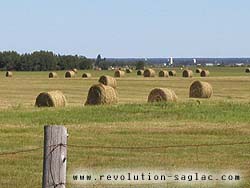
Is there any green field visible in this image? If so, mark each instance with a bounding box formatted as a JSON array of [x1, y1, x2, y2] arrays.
[[0, 67, 250, 188]]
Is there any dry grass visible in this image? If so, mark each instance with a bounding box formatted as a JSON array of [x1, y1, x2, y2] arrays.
[[0, 103, 250, 187], [0, 67, 250, 187], [0, 69, 250, 108]]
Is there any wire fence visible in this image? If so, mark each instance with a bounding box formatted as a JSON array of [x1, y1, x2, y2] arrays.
[[1, 141, 249, 188], [1, 141, 250, 156]]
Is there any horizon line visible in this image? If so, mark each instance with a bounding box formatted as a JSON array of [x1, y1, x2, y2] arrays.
[[0, 50, 250, 59]]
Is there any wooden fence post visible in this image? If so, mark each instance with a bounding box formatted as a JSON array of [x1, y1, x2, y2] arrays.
[[42, 125, 68, 188]]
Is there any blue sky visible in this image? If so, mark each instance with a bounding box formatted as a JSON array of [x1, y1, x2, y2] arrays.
[[0, 0, 249, 58]]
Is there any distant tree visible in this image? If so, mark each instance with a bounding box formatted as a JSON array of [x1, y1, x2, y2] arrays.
[[57, 55, 79, 70], [95, 54, 102, 67], [136, 61, 145, 70], [0, 50, 172, 71], [29, 51, 57, 71], [99, 60, 111, 70], [79, 57, 94, 70], [0, 51, 20, 70]]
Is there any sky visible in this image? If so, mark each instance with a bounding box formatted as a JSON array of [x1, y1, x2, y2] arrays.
[[0, 0, 250, 58]]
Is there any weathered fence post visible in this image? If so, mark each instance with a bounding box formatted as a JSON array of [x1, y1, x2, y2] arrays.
[[42, 125, 68, 188]]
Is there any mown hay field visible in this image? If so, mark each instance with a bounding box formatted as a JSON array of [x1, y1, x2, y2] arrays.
[[0, 66, 250, 188]]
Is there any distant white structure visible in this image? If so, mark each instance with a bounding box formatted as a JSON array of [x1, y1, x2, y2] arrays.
[[206, 63, 214, 67], [193, 58, 197, 64], [235, 63, 244, 67], [170, 57, 174, 65]]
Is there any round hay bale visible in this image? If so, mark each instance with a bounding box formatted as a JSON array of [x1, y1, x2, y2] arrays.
[[119, 67, 126, 71], [35, 90, 67, 107], [196, 68, 202, 73], [137, 70, 144, 76], [99, 75, 117, 88], [148, 88, 177, 103], [143, 68, 156, 77], [49, 72, 58, 78], [82, 73, 91, 78], [189, 80, 213, 98], [72, 68, 78, 73], [126, 69, 133, 73], [169, 70, 177, 77], [85, 84, 118, 105], [245, 68, 250, 73], [158, 70, 169, 77], [94, 67, 102, 71], [65, 71, 75, 78], [6, 71, 13, 77], [200, 70, 210, 77], [114, 70, 125, 77], [182, 70, 193, 78]]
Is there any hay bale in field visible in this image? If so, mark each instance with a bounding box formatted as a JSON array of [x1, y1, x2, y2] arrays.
[[5, 71, 13, 77], [72, 68, 78, 73], [196, 68, 202, 73], [200, 70, 210, 77], [148, 88, 177, 103], [35, 90, 67, 107], [143, 68, 156, 77], [94, 67, 102, 71], [137, 70, 144, 76], [85, 84, 118, 105], [82, 73, 91, 78], [158, 70, 169, 77], [114, 70, 125, 77], [189, 80, 213, 98], [169, 70, 177, 77], [126, 69, 133, 73], [49, 72, 58, 78], [99, 75, 117, 88], [182, 70, 193, 78], [245, 68, 250, 73], [65, 71, 75, 78]]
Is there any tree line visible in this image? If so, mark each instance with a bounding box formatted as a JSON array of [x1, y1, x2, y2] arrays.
[[0, 51, 94, 71], [95, 54, 146, 70]]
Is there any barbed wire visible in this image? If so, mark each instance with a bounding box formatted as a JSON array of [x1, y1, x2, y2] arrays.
[[1, 141, 250, 156], [1, 141, 249, 187], [0, 146, 43, 156], [67, 141, 250, 150]]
